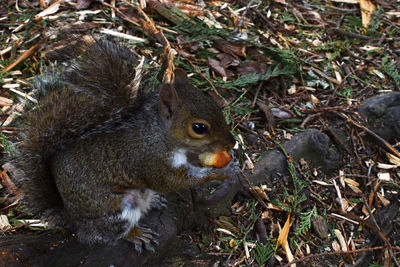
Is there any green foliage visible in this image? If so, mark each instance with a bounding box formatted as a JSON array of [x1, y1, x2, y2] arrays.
[[344, 15, 362, 32], [215, 64, 295, 91], [336, 86, 352, 99], [272, 143, 309, 213], [295, 206, 318, 236], [254, 242, 274, 266], [315, 40, 349, 61], [1, 133, 18, 158], [349, 198, 361, 204], [140, 65, 163, 92], [173, 21, 231, 44], [381, 56, 400, 86], [280, 11, 297, 23], [365, 7, 384, 36], [194, 48, 217, 59], [264, 48, 300, 72]]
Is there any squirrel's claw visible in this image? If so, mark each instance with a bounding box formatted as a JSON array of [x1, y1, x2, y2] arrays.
[[150, 193, 168, 210], [124, 225, 159, 254]]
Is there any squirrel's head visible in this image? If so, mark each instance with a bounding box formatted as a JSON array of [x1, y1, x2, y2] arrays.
[[158, 68, 235, 154]]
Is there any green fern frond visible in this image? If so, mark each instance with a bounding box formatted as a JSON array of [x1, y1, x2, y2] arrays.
[[295, 206, 318, 236], [254, 242, 274, 266], [381, 56, 400, 86]]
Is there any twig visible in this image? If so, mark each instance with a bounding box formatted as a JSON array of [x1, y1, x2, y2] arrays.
[[327, 28, 378, 41], [361, 196, 400, 267], [185, 59, 229, 106], [239, 171, 269, 210], [257, 101, 275, 134], [305, 66, 341, 85], [326, 72, 352, 105], [283, 246, 393, 267], [135, 7, 174, 83], [233, 0, 256, 33], [2, 40, 44, 73], [298, 104, 362, 113], [347, 117, 400, 159], [251, 82, 263, 108], [102, 1, 141, 27], [0, 221, 39, 235], [320, 117, 352, 156], [300, 113, 321, 128], [330, 213, 359, 225]]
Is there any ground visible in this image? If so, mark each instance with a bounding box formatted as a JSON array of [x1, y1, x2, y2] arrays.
[[0, 0, 400, 266]]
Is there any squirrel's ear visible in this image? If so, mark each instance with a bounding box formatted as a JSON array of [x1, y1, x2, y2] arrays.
[[159, 83, 180, 125], [173, 68, 190, 86]]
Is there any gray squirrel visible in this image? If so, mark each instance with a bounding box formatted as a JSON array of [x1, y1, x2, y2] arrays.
[[14, 39, 237, 252]]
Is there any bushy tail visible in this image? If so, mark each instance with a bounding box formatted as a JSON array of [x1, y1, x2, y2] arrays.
[[15, 39, 142, 218]]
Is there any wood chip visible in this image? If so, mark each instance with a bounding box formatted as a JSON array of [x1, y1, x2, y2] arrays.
[[387, 153, 400, 166], [0, 215, 11, 230], [334, 229, 347, 251], [0, 96, 13, 107], [344, 178, 362, 193], [35, 1, 61, 20], [377, 172, 391, 181], [99, 29, 147, 42]]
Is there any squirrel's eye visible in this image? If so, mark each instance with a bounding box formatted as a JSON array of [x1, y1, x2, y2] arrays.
[[192, 123, 208, 135], [188, 119, 210, 138]]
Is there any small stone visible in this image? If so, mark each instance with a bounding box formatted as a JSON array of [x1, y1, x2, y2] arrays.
[[311, 215, 329, 239]]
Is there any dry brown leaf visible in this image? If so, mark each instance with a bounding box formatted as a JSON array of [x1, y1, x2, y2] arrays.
[[287, 84, 296, 95], [344, 178, 362, 193], [377, 163, 398, 169], [174, 3, 205, 17], [360, 0, 375, 28], [331, 240, 341, 252], [0, 170, 21, 197], [236, 61, 268, 74], [362, 204, 370, 217], [267, 203, 283, 211], [214, 40, 246, 58], [35, 0, 61, 19], [0, 96, 12, 107], [252, 186, 267, 199], [387, 153, 400, 166], [277, 213, 291, 249], [208, 58, 228, 78], [310, 94, 320, 104], [376, 192, 390, 207], [271, 108, 292, 119], [261, 211, 269, 219]]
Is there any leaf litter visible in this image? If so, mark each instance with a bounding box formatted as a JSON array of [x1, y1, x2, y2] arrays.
[[1, 0, 400, 266]]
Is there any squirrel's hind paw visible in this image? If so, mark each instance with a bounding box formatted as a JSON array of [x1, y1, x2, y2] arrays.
[[124, 225, 159, 254]]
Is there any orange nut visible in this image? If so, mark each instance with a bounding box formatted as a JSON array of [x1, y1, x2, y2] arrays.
[[199, 151, 232, 168]]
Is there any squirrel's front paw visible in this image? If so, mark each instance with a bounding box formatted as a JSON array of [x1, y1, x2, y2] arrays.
[[124, 225, 159, 254], [150, 193, 167, 210], [214, 156, 239, 176]]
